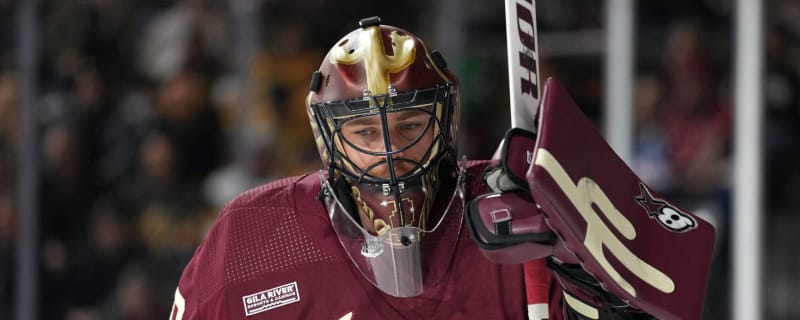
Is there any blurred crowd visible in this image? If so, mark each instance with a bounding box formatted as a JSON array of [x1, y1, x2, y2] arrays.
[[0, 0, 798, 319]]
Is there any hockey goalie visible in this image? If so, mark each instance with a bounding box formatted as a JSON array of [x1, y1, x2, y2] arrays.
[[170, 16, 715, 320]]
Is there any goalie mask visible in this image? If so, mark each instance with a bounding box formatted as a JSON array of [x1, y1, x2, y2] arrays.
[[307, 17, 463, 297]]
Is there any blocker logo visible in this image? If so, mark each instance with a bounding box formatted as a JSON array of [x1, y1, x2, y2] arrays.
[[634, 183, 697, 233]]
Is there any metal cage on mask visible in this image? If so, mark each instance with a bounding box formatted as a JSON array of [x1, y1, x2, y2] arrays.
[[309, 83, 457, 230], [310, 83, 464, 298]]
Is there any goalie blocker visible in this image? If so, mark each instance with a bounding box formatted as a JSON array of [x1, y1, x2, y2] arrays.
[[466, 79, 715, 320]]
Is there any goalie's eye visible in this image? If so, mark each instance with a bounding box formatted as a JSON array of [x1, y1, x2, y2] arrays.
[[339, 110, 434, 152], [394, 112, 431, 142], [352, 127, 378, 137], [341, 116, 382, 149], [400, 122, 421, 131]]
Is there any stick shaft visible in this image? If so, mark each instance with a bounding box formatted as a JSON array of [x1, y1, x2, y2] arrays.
[[505, 0, 541, 131], [505, 1, 548, 319]]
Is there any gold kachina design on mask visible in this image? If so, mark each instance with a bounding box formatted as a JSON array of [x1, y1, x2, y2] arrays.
[[329, 25, 416, 98], [351, 185, 422, 236]]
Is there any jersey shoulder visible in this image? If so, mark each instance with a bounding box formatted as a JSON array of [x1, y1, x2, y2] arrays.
[[221, 174, 305, 214], [176, 172, 341, 316]]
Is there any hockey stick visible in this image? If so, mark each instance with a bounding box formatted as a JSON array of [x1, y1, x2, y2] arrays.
[[506, 0, 541, 131], [504, 0, 548, 319]]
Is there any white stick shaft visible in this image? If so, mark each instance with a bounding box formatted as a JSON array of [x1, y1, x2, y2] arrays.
[[505, 0, 541, 131]]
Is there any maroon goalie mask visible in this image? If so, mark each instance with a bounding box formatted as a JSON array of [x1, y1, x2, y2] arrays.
[[307, 17, 463, 297]]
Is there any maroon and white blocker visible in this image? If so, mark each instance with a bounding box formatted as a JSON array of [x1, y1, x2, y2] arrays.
[[527, 79, 716, 320]]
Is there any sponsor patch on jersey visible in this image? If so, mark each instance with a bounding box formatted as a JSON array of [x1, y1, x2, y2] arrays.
[[242, 282, 300, 316]]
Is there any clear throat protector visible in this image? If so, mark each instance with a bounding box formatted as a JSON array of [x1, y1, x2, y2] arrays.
[[319, 161, 466, 297]]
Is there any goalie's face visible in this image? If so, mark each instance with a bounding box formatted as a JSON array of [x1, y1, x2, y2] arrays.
[[339, 109, 435, 179], [327, 97, 443, 237]]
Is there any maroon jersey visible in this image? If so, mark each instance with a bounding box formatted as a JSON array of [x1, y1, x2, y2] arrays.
[[171, 161, 528, 319]]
